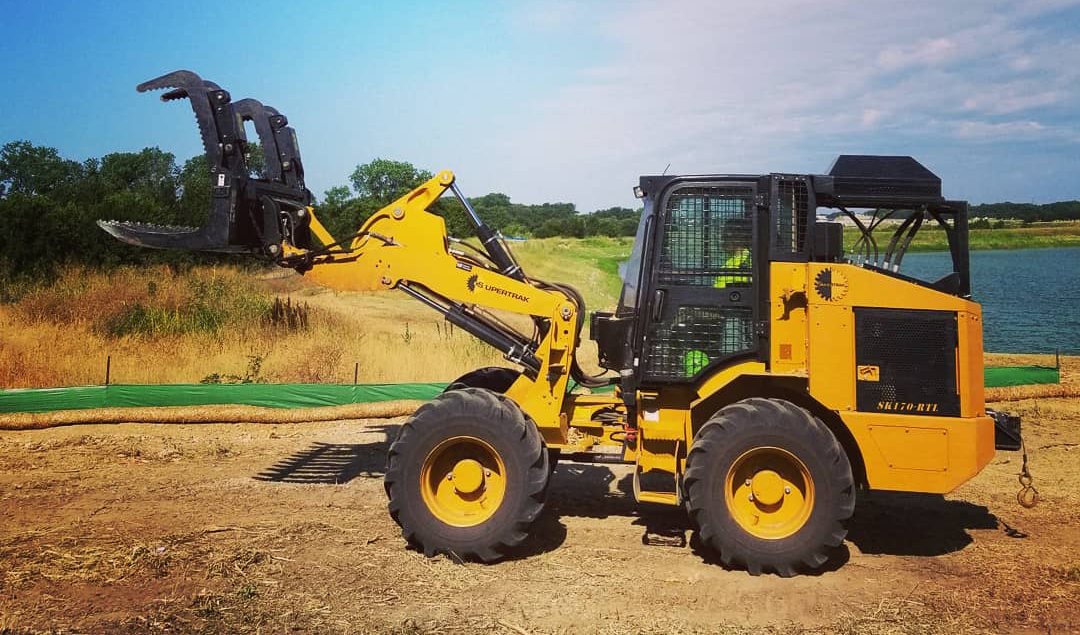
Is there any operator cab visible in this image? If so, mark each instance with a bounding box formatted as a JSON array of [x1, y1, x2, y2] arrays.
[[591, 155, 972, 387]]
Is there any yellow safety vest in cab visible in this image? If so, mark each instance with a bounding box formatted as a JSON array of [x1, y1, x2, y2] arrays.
[[683, 248, 752, 374], [714, 248, 751, 288]]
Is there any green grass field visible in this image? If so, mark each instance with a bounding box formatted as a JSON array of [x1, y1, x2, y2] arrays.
[[844, 220, 1080, 252], [509, 236, 631, 311]]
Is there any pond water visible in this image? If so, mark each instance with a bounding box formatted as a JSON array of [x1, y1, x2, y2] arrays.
[[903, 246, 1080, 354]]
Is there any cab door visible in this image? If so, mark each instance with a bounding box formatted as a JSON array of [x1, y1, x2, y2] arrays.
[[639, 180, 764, 383]]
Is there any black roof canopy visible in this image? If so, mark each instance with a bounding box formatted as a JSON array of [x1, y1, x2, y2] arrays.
[[814, 155, 944, 208]]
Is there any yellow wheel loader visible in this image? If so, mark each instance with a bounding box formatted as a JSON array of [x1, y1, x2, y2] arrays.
[[102, 71, 1024, 576]]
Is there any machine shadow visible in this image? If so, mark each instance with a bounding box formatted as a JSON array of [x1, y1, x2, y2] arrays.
[[505, 464, 655, 560], [544, 464, 641, 519], [253, 424, 401, 484], [845, 490, 1002, 556], [255, 441, 1001, 566]]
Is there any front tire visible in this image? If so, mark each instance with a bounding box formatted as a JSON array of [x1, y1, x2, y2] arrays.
[[384, 388, 549, 562], [444, 367, 520, 394], [684, 398, 855, 576]]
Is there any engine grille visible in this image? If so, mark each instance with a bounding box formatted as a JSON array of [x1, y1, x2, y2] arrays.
[[854, 308, 960, 417]]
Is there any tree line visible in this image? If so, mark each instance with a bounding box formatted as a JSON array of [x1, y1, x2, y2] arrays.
[[0, 142, 640, 281], [7, 139, 1076, 282], [969, 201, 1080, 222], [310, 158, 639, 241]]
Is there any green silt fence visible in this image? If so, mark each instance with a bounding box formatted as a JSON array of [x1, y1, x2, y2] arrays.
[[983, 365, 1060, 388], [0, 383, 448, 415], [0, 364, 1061, 415]]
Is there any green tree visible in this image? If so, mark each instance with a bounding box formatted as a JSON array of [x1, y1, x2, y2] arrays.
[[177, 154, 211, 226], [314, 185, 372, 242], [0, 194, 68, 276], [244, 142, 266, 179], [469, 192, 512, 229], [99, 147, 179, 210], [349, 158, 433, 206], [0, 141, 82, 197]]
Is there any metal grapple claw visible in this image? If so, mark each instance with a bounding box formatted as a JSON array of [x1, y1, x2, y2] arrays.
[[100, 70, 313, 258], [95, 219, 249, 253], [136, 70, 227, 166], [232, 99, 306, 190]]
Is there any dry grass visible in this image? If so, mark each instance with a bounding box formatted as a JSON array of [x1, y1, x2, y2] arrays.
[[0, 266, 507, 389], [13, 264, 270, 336], [0, 239, 629, 390], [0, 238, 632, 389], [0, 529, 279, 589]]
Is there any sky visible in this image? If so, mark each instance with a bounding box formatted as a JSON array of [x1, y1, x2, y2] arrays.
[[1, 0, 1078, 212]]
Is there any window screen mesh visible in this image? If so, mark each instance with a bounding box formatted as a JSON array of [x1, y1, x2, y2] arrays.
[[644, 306, 754, 380], [775, 179, 809, 255], [658, 186, 754, 286]]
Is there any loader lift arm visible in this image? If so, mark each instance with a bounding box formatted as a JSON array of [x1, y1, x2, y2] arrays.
[[98, 70, 604, 444]]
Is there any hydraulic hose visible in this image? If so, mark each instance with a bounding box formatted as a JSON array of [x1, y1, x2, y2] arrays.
[[539, 281, 617, 389]]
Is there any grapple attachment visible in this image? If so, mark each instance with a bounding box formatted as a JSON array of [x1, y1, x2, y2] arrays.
[[98, 70, 313, 258]]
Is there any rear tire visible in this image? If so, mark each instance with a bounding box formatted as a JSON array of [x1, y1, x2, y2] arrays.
[[384, 388, 549, 562], [684, 398, 855, 576]]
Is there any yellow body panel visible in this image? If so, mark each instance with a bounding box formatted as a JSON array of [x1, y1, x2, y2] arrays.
[[770, 263, 809, 375], [782, 262, 993, 493], [958, 310, 986, 418], [694, 362, 768, 401], [807, 303, 855, 411], [843, 412, 995, 493]]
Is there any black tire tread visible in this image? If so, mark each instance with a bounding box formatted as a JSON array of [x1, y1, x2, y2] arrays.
[[684, 397, 855, 577], [443, 367, 520, 394], [384, 388, 548, 563]]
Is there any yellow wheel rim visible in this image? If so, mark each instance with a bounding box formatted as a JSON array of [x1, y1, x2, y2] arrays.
[[724, 447, 814, 539], [420, 436, 506, 527]]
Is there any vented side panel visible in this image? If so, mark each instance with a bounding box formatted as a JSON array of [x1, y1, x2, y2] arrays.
[[775, 179, 809, 255], [855, 308, 960, 417], [658, 186, 754, 286], [644, 306, 754, 380]]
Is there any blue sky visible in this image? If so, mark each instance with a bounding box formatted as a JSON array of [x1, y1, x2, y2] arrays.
[[2, 0, 1078, 212]]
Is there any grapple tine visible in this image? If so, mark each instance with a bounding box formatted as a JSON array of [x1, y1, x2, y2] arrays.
[[160, 88, 188, 101], [96, 220, 247, 253], [135, 69, 203, 93], [233, 98, 283, 182], [136, 70, 222, 166], [264, 106, 306, 189]]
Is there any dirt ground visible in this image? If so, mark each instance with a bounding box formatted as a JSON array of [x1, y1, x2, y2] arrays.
[[1, 397, 1078, 634]]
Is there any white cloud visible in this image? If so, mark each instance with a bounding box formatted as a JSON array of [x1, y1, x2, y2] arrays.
[[877, 37, 959, 70], [861, 109, 884, 128], [962, 89, 1063, 116], [496, 0, 1080, 210], [949, 119, 1047, 140]]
